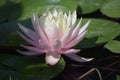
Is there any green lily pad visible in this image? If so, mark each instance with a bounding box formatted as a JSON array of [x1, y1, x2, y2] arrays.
[[117, 75, 120, 80], [104, 40, 120, 53], [100, 0, 120, 18], [76, 19, 120, 48], [77, 0, 104, 14], [0, 53, 65, 80], [0, 0, 77, 21], [85, 19, 120, 44]]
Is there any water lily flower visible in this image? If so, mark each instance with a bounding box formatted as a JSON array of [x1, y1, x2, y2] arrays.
[[17, 9, 93, 65]]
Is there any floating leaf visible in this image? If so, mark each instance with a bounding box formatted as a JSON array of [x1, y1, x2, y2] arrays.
[[116, 75, 120, 80], [85, 19, 120, 44], [77, 0, 104, 14], [117, 75, 120, 80], [75, 19, 120, 48], [104, 40, 120, 53], [75, 37, 98, 48], [100, 0, 120, 18], [0, 53, 65, 80]]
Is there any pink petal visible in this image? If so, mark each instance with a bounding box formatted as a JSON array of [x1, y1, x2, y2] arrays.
[[72, 18, 82, 37], [31, 14, 48, 42], [43, 21, 59, 41], [59, 49, 80, 54], [46, 52, 61, 65], [64, 18, 82, 45], [17, 31, 42, 48], [61, 28, 71, 43], [18, 23, 39, 42], [64, 31, 87, 48], [65, 54, 93, 62], [16, 50, 43, 56], [39, 40, 50, 49], [21, 44, 46, 53]]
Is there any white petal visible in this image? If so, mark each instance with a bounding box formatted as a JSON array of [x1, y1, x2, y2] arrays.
[[48, 11, 52, 20], [32, 14, 48, 42], [17, 50, 43, 56], [46, 52, 61, 65], [44, 21, 59, 41], [65, 18, 82, 45], [53, 9, 58, 17], [18, 23, 39, 42], [31, 13, 40, 31], [71, 10, 77, 26], [61, 28, 71, 43], [66, 11, 72, 29], [78, 20, 91, 35], [65, 54, 93, 62], [72, 18, 82, 36], [64, 20, 90, 48]]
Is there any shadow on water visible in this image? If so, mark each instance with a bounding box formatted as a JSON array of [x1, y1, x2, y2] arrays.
[[76, 5, 120, 23], [0, 0, 23, 23]]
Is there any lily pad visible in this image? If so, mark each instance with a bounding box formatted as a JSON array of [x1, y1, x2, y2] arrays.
[[76, 19, 120, 48], [0, 53, 65, 80], [85, 19, 120, 44], [77, 0, 104, 14], [117, 75, 120, 80], [104, 40, 120, 53], [100, 0, 120, 18]]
